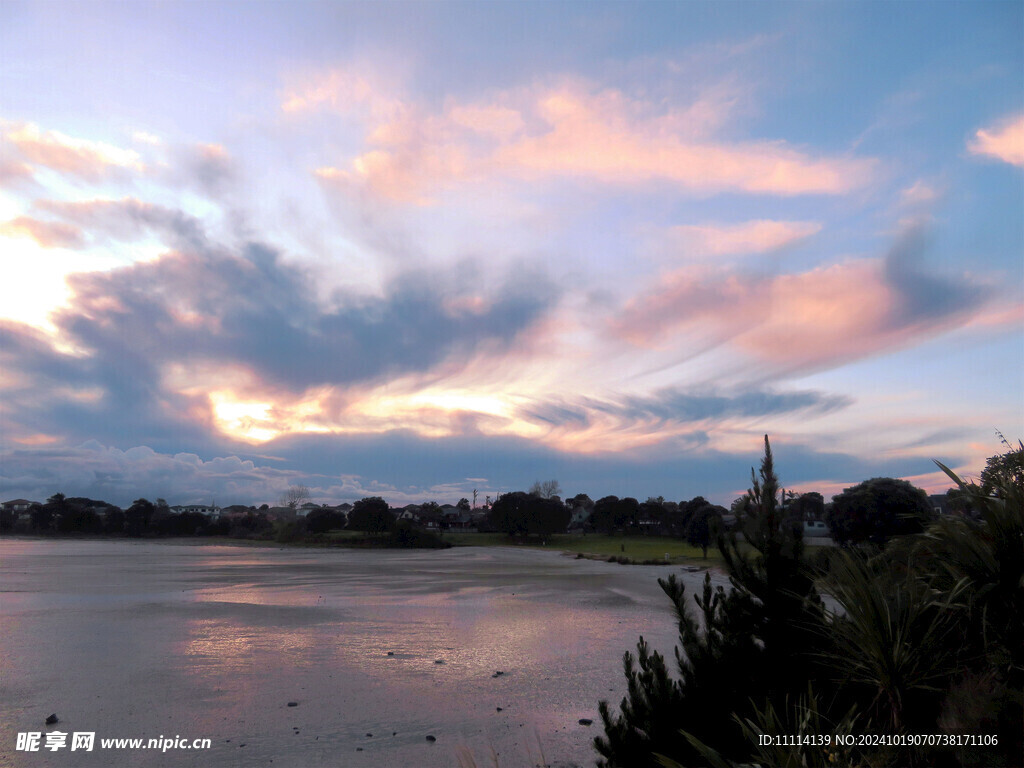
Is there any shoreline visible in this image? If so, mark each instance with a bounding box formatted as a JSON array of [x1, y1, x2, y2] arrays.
[[0, 530, 725, 567]]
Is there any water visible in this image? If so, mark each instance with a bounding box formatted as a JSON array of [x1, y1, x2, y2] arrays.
[[0, 540, 727, 767]]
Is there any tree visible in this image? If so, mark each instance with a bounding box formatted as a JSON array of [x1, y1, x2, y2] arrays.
[[528, 479, 562, 500], [640, 497, 668, 533], [591, 496, 639, 535], [532, 495, 570, 537], [104, 507, 126, 534], [125, 498, 156, 537], [591, 496, 619, 534], [487, 492, 531, 536], [280, 485, 311, 509], [684, 503, 724, 558], [596, 436, 823, 767], [418, 501, 443, 527], [53, 495, 103, 534], [487, 491, 569, 538], [788, 491, 825, 521], [456, 498, 471, 513], [347, 497, 395, 533], [826, 477, 933, 545], [567, 493, 594, 513], [980, 436, 1024, 496], [596, 438, 1024, 767]]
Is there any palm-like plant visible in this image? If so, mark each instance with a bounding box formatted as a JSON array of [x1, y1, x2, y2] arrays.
[[819, 551, 968, 735], [925, 454, 1024, 676]]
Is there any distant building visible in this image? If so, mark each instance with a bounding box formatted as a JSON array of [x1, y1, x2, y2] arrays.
[[170, 504, 222, 518], [396, 505, 420, 521], [1, 499, 36, 513], [929, 494, 954, 517], [803, 519, 830, 538], [295, 502, 323, 518]]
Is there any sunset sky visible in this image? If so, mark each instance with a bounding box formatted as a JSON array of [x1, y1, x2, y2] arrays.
[[1, 1, 1021, 508]]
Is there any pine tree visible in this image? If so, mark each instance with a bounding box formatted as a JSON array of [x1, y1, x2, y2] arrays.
[[595, 436, 823, 767]]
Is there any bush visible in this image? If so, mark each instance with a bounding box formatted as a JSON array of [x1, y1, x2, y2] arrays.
[[388, 521, 450, 549]]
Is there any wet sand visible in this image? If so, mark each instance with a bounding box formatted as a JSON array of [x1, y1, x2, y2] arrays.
[[0, 540, 728, 767]]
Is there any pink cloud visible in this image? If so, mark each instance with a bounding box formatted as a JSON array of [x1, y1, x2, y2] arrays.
[[0, 159, 34, 187], [495, 87, 871, 194], [2, 121, 143, 181], [735, 260, 904, 368], [294, 71, 875, 201], [669, 219, 821, 257], [446, 103, 525, 138], [612, 242, 988, 375], [0, 216, 85, 249], [282, 69, 408, 125], [610, 267, 765, 349], [968, 114, 1024, 167]]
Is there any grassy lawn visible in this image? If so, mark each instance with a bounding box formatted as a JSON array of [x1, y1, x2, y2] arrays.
[[442, 531, 722, 565]]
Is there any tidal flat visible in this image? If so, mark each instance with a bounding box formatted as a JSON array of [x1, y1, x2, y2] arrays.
[[0, 540, 727, 767]]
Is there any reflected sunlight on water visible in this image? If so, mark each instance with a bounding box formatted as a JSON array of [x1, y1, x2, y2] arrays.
[[0, 540, 725, 768]]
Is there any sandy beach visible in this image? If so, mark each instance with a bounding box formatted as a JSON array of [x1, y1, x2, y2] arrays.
[[0, 540, 728, 768]]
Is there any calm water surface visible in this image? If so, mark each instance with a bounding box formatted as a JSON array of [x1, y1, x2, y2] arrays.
[[0, 540, 726, 767]]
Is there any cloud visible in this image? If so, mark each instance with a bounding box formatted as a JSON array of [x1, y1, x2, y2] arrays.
[[0, 215, 85, 248], [36, 197, 207, 251], [899, 180, 942, 207], [968, 113, 1024, 166], [1, 121, 143, 181], [612, 223, 992, 375], [0, 233, 558, 450], [492, 87, 871, 194], [0, 441, 288, 507], [281, 68, 406, 122], [516, 385, 851, 456], [667, 219, 821, 258], [0, 197, 208, 255], [881, 223, 986, 325], [0, 429, 945, 508], [518, 387, 850, 430], [0, 158, 35, 188], [515, 386, 851, 453], [0, 317, 216, 455], [293, 70, 875, 201], [174, 142, 237, 196]]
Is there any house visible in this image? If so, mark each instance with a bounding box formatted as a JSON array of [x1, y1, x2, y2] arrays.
[[170, 504, 222, 518], [929, 494, 954, 517], [448, 512, 476, 530], [396, 504, 421, 522], [296, 502, 322, 518], [803, 519, 830, 538], [1, 499, 36, 514]]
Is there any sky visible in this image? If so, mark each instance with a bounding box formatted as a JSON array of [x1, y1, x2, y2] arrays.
[[0, 1, 1021, 508]]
